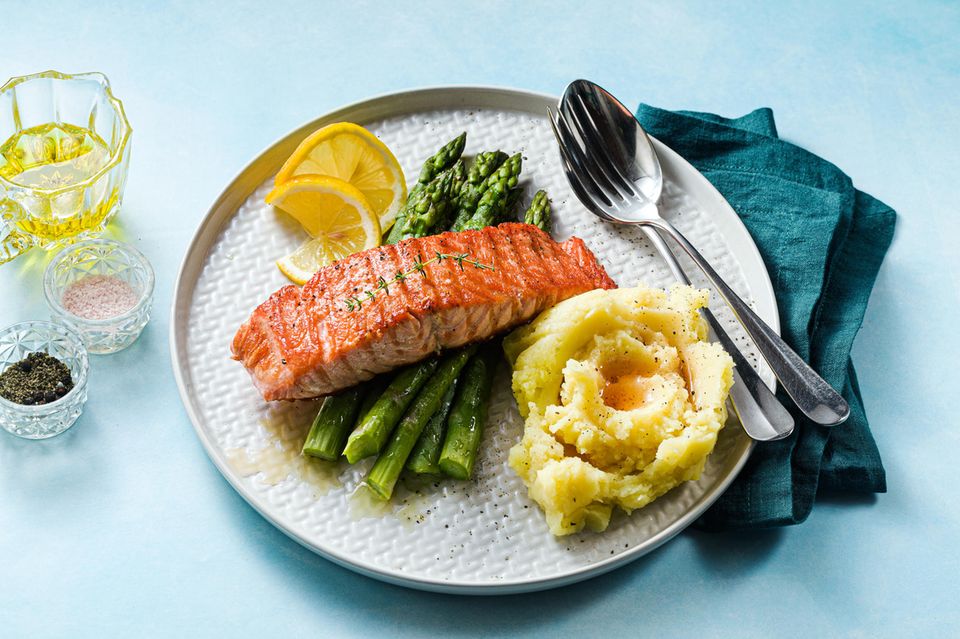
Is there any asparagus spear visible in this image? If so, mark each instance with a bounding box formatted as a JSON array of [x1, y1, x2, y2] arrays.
[[366, 346, 477, 499], [386, 160, 463, 243], [356, 374, 389, 420], [449, 159, 467, 207], [437, 345, 499, 480], [342, 361, 439, 464], [458, 153, 522, 231], [302, 386, 366, 461], [504, 188, 523, 221], [387, 133, 466, 241], [451, 151, 508, 229], [301, 372, 390, 459], [411, 132, 466, 198], [523, 189, 551, 230], [406, 381, 457, 475]]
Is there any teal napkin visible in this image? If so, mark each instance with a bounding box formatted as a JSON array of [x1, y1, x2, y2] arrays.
[[635, 105, 896, 530]]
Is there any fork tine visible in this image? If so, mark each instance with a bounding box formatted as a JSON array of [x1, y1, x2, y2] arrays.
[[548, 109, 616, 220], [555, 106, 625, 205], [548, 108, 612, 208], [564, 159, 619, 223], [565, 93, 639, 199]]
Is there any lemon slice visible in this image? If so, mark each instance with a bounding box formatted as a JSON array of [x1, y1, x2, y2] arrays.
[[277, 237, 348, 285], [267, 176, 381, 284], [275, 122, 406, 232]]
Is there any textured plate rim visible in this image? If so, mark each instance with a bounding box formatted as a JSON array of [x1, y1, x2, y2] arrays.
[[170, 85, 779, 595]]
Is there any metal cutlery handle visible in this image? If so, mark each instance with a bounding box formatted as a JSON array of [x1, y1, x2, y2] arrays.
[[642, 227, 794, 440], [647, 219, 850, 426]]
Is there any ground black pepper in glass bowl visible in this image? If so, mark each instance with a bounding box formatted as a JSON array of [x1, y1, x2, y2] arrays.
[[0, 352, 74, 405], [0, 321, 89, 439]]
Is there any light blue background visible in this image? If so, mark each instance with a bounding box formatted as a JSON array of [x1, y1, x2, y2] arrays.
[[1, 1, 957, 636]]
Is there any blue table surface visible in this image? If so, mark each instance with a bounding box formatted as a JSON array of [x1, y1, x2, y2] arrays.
[[2, 1, 957, 636]]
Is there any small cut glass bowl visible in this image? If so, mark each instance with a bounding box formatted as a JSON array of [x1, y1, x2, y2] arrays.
[[0, 320, 89, 439], [43, 239, 155, 354]]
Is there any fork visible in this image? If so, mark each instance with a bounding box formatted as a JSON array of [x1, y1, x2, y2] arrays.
[[550, 83, 849, 427]]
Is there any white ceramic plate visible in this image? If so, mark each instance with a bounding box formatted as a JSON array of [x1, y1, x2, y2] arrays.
[[170, 87, 778, 594]]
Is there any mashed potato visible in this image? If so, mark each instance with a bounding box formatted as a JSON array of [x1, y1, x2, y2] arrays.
[[504, 285, 733, 536]]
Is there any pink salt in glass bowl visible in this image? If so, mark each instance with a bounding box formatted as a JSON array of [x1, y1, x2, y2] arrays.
[[43, 239, 154, 354]]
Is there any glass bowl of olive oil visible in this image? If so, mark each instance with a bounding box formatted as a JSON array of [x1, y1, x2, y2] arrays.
[[0, 71, 132, 264]]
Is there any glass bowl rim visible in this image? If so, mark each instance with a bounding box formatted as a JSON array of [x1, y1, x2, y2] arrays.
[[0, 70, 133, 195], [43, 238, 156, 327], [0, 320, 89, 414]]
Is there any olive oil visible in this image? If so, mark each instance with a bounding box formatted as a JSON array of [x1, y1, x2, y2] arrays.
[[0, 122, 118, 242]]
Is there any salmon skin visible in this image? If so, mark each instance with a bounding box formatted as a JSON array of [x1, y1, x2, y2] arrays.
[[232, 223, 615, 400]]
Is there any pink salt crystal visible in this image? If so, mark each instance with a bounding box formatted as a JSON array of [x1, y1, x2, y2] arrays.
[[61, 275, 139, 320]]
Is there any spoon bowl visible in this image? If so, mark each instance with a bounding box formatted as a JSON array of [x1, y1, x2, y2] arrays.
[[563, 79, 663, 215]]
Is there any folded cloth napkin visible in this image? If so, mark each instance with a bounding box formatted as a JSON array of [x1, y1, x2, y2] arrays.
[[635, 105, 896, 530]]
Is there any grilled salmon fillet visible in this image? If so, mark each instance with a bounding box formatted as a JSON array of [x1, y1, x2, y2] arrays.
[[232, 223, 615, 400]]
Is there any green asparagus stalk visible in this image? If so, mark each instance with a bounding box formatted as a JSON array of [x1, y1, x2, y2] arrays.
[[406, 381, 457, 474], [437, 345, 499, 480], [386, 133, 466, 241], [302, 386, 366, 461], [449, 159, 467, 207], [342, 360, 439, 464], [504, 188, 522, 221], [523, 190, 551, 230], [356, 375, 389, 420], [451, 151, 508, 229], [386, 160, 463, 243], [411, 132, 466, 198], [366, 346, 477, 499], [458, 153, 522, 231]]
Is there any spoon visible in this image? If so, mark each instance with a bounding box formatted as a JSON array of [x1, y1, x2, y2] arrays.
[[552, 79, 848, 427]]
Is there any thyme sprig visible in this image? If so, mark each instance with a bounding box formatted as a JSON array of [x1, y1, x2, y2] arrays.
[[344, 252, 494, 311]]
